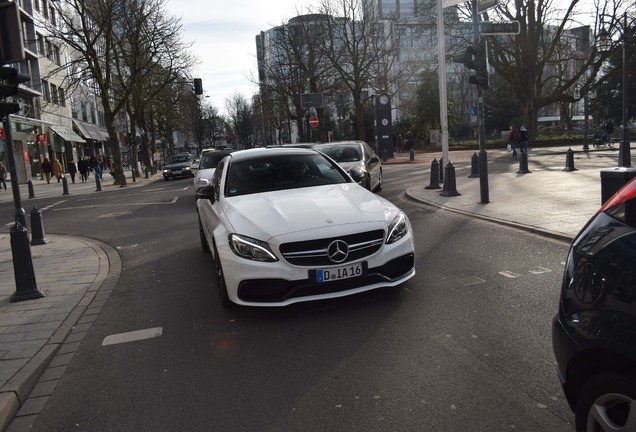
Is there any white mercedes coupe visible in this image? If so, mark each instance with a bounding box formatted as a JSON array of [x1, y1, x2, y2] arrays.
[[196, 147, 415, 307]]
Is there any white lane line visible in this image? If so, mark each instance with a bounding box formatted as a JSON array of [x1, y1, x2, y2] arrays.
[[51, 201, 177, 210], [499, 271, 520, 278], [102, 327, 163, 346], [462, 276, 486, 286], [529, 266, 552, 275]]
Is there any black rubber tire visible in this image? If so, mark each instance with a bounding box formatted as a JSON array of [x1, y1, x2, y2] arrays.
[[164, 177, 169, 181], [575, 373, 636, 432], [374, 169, 383, 192], [213, 245, 232, 308]]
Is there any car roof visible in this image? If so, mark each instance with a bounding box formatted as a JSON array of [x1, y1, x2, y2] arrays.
[[313, 141, 365, 148], [227, 147, 318, 162]]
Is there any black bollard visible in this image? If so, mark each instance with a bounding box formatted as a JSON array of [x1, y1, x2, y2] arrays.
[[10, 222, 44, 301], [95, 173, 102, 191], [440, 162, 461, 196], [468, 152, 479, 178], [144, 167, 149, 179], [30, 206, 47, 245], [563, 147, 577, 171], [132, 168, 136, 183], [439, 157, 444, 183], [28, 179, 35, 199], [62, 175, 69, 195], [120, 173, 127, 188], [409, 149, 414, 161], [517, 151, 532, 174], [426, 159, 442, 189]]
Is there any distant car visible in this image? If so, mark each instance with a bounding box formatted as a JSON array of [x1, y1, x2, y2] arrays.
[[162, 154, 194, 181], [312, 141, 382, 192], [194, 150, 233, 193], [196, 147, 415, 307], [552, 177, 636, 432]]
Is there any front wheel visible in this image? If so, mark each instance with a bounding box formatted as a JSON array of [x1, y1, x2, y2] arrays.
[[575, 373, 636, 432]]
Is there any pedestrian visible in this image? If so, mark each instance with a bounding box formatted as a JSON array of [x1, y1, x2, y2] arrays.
[[0, 161, 7, 191], [78, 158, 88, 182], [41, 157, 53, 183], [605, 119, 614, 146], [67, 159, 77, 183], [508, 125, 520, 159], [53, 159, 63, 183], [519, 126, 529, 153]]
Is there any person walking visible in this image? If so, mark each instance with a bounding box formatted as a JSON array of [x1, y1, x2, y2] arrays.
[[605, 119, 614, 147], [41, 157, 53, 183], [519, 126, 529, 153], [67, 159, 77, 183], [508, 125, 520, 159], [0, 161, 7, 191], [78, 158, 88, 182], [53, 159, 63, 183]]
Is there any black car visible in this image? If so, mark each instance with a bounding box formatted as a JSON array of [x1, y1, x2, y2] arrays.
[[162, 153, 194, 181], [552, 177, 636, 432]]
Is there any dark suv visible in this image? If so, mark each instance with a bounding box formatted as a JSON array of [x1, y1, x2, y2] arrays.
[[552, 177, 636, 432], [162, 153, 194, 181]]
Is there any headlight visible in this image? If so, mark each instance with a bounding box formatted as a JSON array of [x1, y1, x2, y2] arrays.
[[229, 234, 278, 262], [195, 178, 210, 187], [386, 211, 408, 244], [163, 169, 169, 174]]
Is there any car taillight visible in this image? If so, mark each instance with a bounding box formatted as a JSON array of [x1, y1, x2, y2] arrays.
[[597, 177, 636, 215]]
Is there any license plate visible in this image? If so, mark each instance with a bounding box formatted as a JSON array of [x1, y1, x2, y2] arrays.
[[314, 262, 366, 283]]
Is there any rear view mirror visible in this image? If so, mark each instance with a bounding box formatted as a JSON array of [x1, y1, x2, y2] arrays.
[[196, 185, 216, 203]]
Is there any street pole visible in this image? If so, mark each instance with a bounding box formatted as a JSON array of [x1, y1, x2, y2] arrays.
[[473, 0, 489, 203], [583, 91, 589, 152], [437, 0, 450, 166], [620, 10, 631, 167]]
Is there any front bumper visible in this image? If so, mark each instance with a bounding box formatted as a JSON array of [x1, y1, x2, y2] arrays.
[[218, 236, 416, 307]]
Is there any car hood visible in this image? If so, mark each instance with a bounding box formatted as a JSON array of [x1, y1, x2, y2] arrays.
[[335, 161, 364, 172], [165, 161, 191, 169], [225, 184, 394, 240], [195, 168, 215, 180]]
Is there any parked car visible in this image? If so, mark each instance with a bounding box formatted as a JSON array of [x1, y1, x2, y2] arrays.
[[552, 177, 636, 432], [162, 153, 194, 181], [196, 147, 415, 307], [193, 150, 233, 193], [312, 141, 382, 192]]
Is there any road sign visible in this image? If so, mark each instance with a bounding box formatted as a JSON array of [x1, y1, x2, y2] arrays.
[[309, 116, 319, 128], [480, 21, 520, 35], [0, 128, 4, 139]]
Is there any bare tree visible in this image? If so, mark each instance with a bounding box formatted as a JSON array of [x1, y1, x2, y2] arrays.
[[225, 92, 254, 149], [476, 0, 626, 138]]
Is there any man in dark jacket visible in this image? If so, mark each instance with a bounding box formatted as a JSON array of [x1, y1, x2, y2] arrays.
[[41, 158, 53, 183]]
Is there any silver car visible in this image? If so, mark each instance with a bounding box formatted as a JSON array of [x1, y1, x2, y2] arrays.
[[312, 141, 382, 192], [194, 150, 234, 193]]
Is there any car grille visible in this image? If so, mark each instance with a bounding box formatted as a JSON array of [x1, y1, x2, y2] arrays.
[[237, 253, 415, 303], [279, 229, 385, 266]]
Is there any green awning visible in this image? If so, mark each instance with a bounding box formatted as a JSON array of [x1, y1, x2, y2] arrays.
[[49, 125, 85, 143]]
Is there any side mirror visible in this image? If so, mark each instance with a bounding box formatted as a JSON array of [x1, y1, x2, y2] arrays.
[[196, 185, 216, 203]]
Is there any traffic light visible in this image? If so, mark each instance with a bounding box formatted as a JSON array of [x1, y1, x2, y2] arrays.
[[452, 46, 477, 69], [0, 67, 29, 116], [193, 78, 203, 95], [468, 40, 489, 90]]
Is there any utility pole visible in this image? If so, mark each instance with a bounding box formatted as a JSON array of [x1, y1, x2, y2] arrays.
[[473, 1, 489, 204]]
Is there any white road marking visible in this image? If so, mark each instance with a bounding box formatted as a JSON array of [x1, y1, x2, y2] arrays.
[[116, 244, 138, 250], [102, 327, 163, 346], [461, 276, 486, 286], [529, 266, 552, 275], [51, 200, 177, 210], [499, 271, 520, 278]]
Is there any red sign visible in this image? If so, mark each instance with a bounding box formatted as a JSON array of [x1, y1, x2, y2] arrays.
[[0, 129, 4, 139], [309, 116, 319, 128], [23, 149, 29, 162], [36, 133, 46, 143]]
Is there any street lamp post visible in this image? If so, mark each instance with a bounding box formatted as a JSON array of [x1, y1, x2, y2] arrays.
[[598, 11, 631, 167]]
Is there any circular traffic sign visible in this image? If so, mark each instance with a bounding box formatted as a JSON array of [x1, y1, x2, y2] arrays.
[[309, 116, 319, 128]]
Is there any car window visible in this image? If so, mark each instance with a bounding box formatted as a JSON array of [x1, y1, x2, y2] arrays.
[[169, 155, 191, 164], [225, 153, 349, 197], [212, 159, 225, 200], [318, 145, 361, 163], [200, 152, 230, 169]]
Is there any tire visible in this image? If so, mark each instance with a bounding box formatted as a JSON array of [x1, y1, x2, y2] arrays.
[[198, 217, 210, 253], [364, 174, 371, 190], [575, 373, 636, 432], [164, 176, 169, 182], [213, 245, 232, 308]]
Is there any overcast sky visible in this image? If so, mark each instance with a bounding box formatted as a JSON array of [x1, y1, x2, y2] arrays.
[[163, 0, 310, 115]]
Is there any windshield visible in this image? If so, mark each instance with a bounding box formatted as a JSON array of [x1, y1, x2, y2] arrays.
[[225, 153, 349, 197], [200, 152, 231, 169], [315, 145, 361, 163], [168, 155, 191, 164]]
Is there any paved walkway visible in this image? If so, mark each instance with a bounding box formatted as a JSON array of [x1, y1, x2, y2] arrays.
[[0, 145, 632, 431]]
